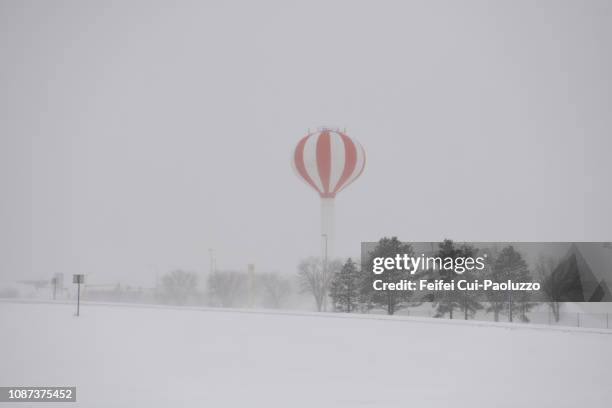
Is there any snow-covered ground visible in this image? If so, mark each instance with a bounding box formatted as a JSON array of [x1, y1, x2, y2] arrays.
[[1, 301, 611, 407]]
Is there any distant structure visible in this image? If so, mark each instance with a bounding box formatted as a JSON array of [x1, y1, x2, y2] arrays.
[[550, 243, 612, 302], [292, 128, 365, 258]]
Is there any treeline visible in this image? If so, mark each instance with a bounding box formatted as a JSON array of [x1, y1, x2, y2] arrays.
[[302, 238, 561, 323], [153, 237, 563, 323], [158, 269, 292, 309]]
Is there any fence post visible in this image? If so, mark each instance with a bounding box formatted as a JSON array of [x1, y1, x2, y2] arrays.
[[577, 312, 580, 328]]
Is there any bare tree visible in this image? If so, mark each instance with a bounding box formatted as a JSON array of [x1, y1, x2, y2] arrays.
[[297, 257, 340, 312], [207, 271, 247, 307], [258, 272, 291, 309], [160, 270, 198, 305]]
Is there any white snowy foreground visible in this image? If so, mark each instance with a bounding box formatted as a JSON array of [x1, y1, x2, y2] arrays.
[[1, 302, 611, 408]]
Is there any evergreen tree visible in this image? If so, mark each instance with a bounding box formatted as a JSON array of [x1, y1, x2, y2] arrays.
[[329, 258, 360, 312], [361, 237, 414, 315], [458, 264, 483, 320], [536, 255, 561, 322], [484, 257, 506, 322], [431, 240, 482, 320], [489, 246, 534, 322]]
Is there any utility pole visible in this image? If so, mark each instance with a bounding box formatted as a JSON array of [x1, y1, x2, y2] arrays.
[[322, 234, 328, 312], [322, 234, 328, 267]]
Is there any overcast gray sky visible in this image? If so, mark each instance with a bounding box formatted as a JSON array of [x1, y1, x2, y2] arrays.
[[1, 0, 611, 286]]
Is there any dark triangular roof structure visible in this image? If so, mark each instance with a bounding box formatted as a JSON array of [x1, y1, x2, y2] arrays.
[[588, 279, 612, 302], [550, 243, 612, 302], [549, 252, 586, 301], [571, 244, 602, 301]]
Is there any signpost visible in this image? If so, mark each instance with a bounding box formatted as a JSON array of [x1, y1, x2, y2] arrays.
[[51, 277, 57, 300], [73, 274, 84, 316]]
